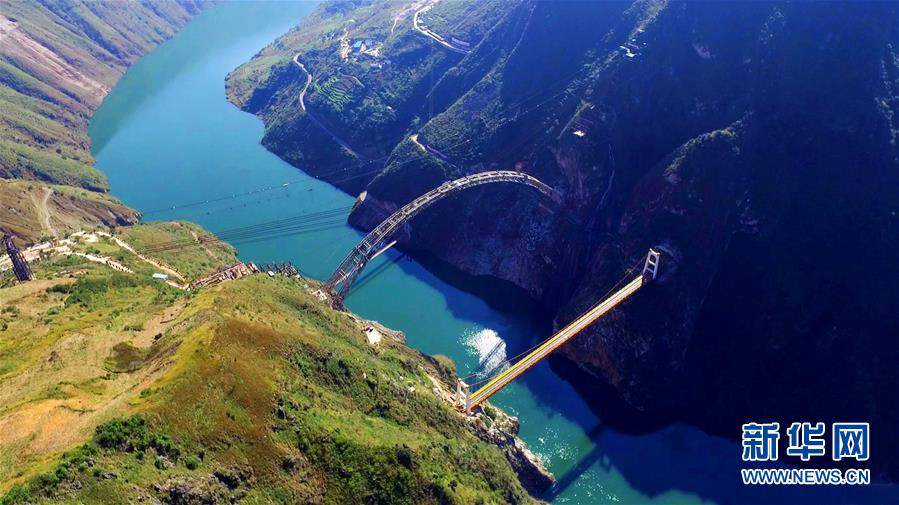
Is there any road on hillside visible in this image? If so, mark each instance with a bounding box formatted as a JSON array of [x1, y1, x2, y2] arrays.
[[292, 54, 365, 160], [32, 186, 57, 238], [412, 4, 471, 55]]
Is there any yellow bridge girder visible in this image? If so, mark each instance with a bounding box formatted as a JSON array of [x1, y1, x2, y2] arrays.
[[459, 248, 661, 414]]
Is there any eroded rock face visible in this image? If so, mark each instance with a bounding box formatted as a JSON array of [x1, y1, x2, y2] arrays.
[[0, 180, 140, 243], [234, 0, 899, 478]]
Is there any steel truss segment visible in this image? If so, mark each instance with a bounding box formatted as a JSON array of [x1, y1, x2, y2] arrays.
[[323, 171, 558, 304]]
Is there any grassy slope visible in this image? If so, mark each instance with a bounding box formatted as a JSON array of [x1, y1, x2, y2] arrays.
[[0, 226, 537, 504], [117, 222, 238, 282], [0, 226, 217, 489]]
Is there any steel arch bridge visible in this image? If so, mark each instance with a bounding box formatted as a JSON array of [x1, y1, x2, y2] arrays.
[[323, 170, 560, 305]]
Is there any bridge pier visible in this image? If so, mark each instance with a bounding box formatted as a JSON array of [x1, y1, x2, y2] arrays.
[[456, 379, 472, 414], [4, 235, 32, 282], [642, 248, 661, 282]]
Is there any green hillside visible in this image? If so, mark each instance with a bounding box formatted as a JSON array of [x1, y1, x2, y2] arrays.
[[0, 225, 539, 504], [226, 0, 512, 193]]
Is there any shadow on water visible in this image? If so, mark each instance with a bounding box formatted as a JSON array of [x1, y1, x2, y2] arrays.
[[347, 253, 407, 296], [405, 248, 549, 318], [543, 424, 610, 501], [344, 242, 549, 338], [547, 357, 899, 505], [357, 248, 621, 426], [538, 413, 899, 505]]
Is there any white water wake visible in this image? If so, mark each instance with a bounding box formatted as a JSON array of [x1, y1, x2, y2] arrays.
[[463, 328, 509, 378]]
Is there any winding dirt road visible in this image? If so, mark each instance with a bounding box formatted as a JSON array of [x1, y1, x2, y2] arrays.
[[292, 54, 365, 160], [32, 186, 57, 238]]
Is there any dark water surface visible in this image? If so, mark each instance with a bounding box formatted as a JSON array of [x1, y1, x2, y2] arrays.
[[89, 2, 896, 503]]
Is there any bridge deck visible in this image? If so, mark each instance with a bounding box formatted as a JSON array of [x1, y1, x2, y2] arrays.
[[466, 275, 646, 411]]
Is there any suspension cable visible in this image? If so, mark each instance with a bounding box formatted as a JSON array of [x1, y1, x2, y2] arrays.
[[140, 134, 472, 217]]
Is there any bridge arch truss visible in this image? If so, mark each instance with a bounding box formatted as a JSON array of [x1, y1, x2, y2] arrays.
[[323, 170, 560, 304]]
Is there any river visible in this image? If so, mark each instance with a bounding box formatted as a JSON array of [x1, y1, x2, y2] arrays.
[[88, 2, 895, 504]]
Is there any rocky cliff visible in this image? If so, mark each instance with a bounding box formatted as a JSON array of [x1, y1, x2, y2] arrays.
[[230, 0, 899, 479]]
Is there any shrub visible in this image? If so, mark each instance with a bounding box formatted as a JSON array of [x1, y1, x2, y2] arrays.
[[47, 284, 74, 294], [0, 485, 29, 505], [185, 455, 200, 470], [104, 342, 147, 372], [94, 416, 149, 451], [64, 274, 142, 308]]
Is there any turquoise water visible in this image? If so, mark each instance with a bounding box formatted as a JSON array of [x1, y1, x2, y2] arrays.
[[89, 3, 896, 503]]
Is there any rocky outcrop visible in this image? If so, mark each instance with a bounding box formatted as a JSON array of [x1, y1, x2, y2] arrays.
[[154, 466, 254, 504], [467, 405, 555, 496]]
